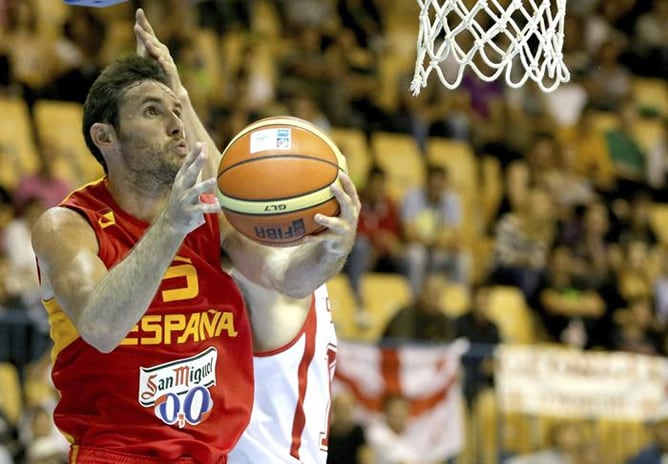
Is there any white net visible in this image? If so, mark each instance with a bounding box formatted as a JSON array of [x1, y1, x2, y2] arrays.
[[411, 0, 570, 95]]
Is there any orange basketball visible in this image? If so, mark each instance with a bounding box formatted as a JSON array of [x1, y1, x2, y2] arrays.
[[217, 116, 347, 246]]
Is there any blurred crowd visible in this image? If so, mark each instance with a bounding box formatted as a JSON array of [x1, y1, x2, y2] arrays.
[[0, 0, 666, 462]]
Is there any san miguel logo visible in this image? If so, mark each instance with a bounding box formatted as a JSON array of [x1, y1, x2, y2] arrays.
[[138, 347, 218, 428]]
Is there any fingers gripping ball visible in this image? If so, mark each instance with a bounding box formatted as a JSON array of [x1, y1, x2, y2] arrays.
[[217, 116, 348, 246]]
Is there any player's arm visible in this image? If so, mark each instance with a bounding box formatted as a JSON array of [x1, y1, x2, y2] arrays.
[[32, 147, 218, 353], [222, 172, 360, 299], [133, 8, 221, 181]]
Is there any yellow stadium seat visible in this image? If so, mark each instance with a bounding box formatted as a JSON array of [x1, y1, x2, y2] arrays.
[[361, 272, 413, 342], [471, 388, 499, 464], [329, 127, 372, 189], [633, 76, 668, 117], [632, 117, 665, 154], [0, 362, 22, 427], [589, 110, 620, 132], [479, 155, 503, 231], [328, 272, 413, 342], [650, 204, 668, 245], [487, 286, 535, 344], [376, 54, 414, 114], [596, 419, 652, 464], [0, 97, 40, 191], [33, 100, 104, 186], [426, 137, 477, 197], [426, 137, 481, 247], [370, 131, 424, 202], [327, 273, 359, 341], [251, 0, 283, 39]]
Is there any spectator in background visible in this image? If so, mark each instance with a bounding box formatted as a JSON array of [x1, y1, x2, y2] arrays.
[[12, 141, 73, 213], [3, 196, 44, 310], [603, 99, 647, 193], [498, 132, 561, 218], [549, 136, 597, 216], [491, 187, 556, 302], [612, 190, 658, 250], [454, 283, 500, 409], [336, 0, 384, 50], [382, 272, 454, 343], [0, 187, 13, 251], [561, 200, 614, 291], [344, 165, 404, 323], [279, 26, 340, 122], [328, 391, 373, 464], [323, 27, 386, 131], [50, 7, 106, 103], [400, 164, 468, 297], [287, 90, 331, 132], [586, 37, 633, 112], [2, 0, 56, 108], [653, 246, 668, 326], [504, 421, 593, 464], [646, 118, 668, 201], [18, 405, 68, 464], [0, 407, 16, 464], [195, 0, 252, 32], [557, 105, 617, 195], [366, 395, 419, 464], [631, 0, 668, 78], [396, 71, 475, 151], [614, 239, 657, 306], [611, 296, 664, 356], [531, 246, 609, 349], [277, 0, 337, 33]]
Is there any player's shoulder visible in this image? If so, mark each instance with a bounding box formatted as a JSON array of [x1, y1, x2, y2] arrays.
[[34, 206, 88, 233], [32, 206, 94, 251]]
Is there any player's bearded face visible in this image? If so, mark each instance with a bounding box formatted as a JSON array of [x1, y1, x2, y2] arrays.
[[117, 130, 181, 185], [115, 81, 186, 189]]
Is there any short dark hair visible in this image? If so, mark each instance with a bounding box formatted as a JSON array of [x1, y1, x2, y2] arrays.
[[426, 163, 447, 179], [367, 164, 386, 180], [82, 55, 170, 173]]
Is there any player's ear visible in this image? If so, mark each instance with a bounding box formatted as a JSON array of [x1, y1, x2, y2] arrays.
[[90, 122, 116, 148]]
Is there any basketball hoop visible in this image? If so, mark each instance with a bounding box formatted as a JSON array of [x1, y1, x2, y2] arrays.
[[410, 0, 570, 95]]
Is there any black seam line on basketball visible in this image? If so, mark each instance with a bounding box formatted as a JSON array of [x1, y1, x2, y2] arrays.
[[222, 197, 335, 216], [220, 185, 333, 201], [217, 154, 340, 178]]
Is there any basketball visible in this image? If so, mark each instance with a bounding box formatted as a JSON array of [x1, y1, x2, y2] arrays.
[[216, 116, 348, 246]]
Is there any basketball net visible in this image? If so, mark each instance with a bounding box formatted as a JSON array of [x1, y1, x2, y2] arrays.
[[410, 0, 570, 95]]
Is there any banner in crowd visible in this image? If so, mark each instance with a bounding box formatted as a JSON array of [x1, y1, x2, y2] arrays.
[[333, 340, 469, 461], [495, 344, 668, 420]]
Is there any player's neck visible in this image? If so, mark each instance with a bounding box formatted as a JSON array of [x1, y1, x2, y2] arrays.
[[106, 176, 169, 224]]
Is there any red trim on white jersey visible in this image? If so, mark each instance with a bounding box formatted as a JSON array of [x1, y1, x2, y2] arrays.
[[290, 305, 317, 459], [228, 285, 336, 464]]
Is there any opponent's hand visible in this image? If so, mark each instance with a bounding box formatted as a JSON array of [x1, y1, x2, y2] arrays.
[[134, 8, 184, 95], [161, 142, 220, 234], [305, 171, 360, 256]]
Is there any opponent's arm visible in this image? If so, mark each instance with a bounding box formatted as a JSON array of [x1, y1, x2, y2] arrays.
[[134, 8, 221, 181], [223, 171, 360, 299], [32, 146, 218, 353]]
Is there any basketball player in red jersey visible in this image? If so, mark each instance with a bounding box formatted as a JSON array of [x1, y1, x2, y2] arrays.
[[226, 266, 337, 464], [29, 8, 359, 464]]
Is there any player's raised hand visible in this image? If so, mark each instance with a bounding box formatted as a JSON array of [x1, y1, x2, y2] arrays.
[[162, 143, 220, 234], [308, 171, 360, 256], [133, 8, 183, 94]]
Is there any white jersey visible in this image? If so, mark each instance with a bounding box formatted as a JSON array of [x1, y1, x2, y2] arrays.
[[228, 285, 337, 464]]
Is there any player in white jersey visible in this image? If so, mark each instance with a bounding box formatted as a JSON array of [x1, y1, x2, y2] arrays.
[[227, 267, 337, 464]]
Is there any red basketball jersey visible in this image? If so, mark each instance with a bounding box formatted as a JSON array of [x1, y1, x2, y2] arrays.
[[44, 178, 253, 463]]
